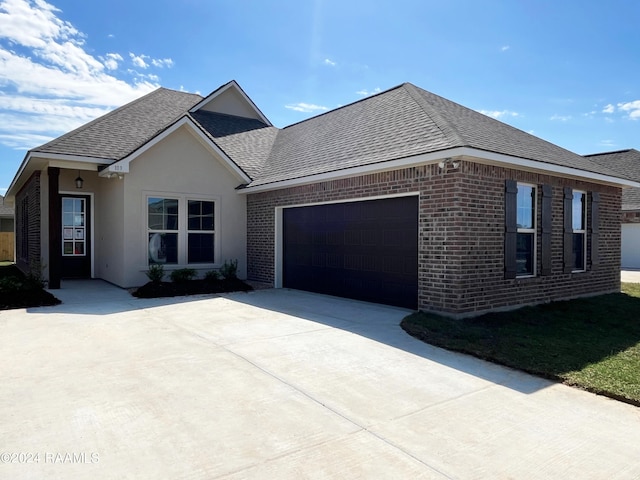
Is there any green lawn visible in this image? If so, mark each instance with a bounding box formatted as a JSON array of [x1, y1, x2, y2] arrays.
[[401, 284, 640, 406]]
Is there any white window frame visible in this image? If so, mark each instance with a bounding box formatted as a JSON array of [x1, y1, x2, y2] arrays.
[[147, 196, 180, 265], [516, 183, 537, 278], [572, 189, 587, 273], [145, 193, 220, 269], [186, 199, 216, 265]]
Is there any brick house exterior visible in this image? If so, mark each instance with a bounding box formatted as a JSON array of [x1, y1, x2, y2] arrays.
[[247, 162, 621, 316], [6, 80, 637, 316], [14, 171, 41, 275]]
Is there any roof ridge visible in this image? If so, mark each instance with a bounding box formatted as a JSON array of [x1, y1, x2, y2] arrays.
[[32, 88, 203, 155], [401, 83, 466, 147], [584, 148, 637, 157], [281, 83, 407, 130]]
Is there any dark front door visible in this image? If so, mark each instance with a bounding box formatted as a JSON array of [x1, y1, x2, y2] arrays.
[[61, 195, 91, 278], [283, 196, 418, 309]]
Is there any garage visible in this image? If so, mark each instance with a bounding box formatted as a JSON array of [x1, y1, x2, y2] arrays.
[[622, 223, 640, 269], [283, 196, 418, 309]]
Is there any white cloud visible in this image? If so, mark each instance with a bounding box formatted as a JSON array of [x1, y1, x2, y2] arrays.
[[501, 45, 510, 51], [324, 58, 336, 67], [602, 103, 615, 114], [618, 100, 640, 119], [356, 87, 381, 96], [0, 0, 174, 152], [285, 102, 328, 113], [102, 52, 122, 70], [129, 52, 148, 69], [550, 114, 572, 122], [599, 139, 616, 147], [130, 53, 174, 70], [479, 109, 519, 119], [151, 57, 173, 68]]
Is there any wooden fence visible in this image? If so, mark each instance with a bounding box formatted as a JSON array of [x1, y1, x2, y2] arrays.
[[0, 232, 14, 261]]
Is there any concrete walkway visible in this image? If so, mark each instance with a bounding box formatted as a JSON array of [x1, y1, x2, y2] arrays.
[[622, 269, 640, 283], [1, 282, 639, 479]]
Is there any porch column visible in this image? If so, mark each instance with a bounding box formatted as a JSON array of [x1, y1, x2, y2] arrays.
[[48, 167, 61, 289]]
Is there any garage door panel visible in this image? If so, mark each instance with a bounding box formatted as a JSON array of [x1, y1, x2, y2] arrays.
[[283, 196, 418, 309]]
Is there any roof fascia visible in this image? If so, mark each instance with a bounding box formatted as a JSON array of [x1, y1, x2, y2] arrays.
[[106, 116, 251, 184], [6, 152, 110, 199], [237, 146, 640, 194], [188, 80, 272, 126]]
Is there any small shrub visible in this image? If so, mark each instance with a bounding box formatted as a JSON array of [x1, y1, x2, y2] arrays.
[[24, 271, 45, 290], [204, 270, 220, 282], [170, 268, 197, 283], [220, 259, 238, 280], [0, 276, 23, 292], [146, 264, 165, 283]]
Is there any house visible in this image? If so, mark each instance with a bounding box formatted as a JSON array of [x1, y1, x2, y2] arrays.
[[6, 81, 639, 317], [0, 195, 14, 261], [585, 149, 640, 269]]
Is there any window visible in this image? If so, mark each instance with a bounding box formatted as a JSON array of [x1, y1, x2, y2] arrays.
[[516, 184, 536, 276], [148, 197, 178, 264], [147, 195, 217, 266], [62, 197, 86, 256], [187, 200, 215, 263], [572, 190, 586, 271]]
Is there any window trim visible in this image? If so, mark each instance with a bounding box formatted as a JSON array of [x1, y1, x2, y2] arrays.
[[187, 199, 216, 264], [144, 192, 220, 268], [148, 196, 180, 265], [516, 183, 537, 278], [572, 189, 587, 273]]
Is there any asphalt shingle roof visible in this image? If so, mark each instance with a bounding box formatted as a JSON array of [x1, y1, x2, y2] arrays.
[[242, 83, 627, 187], [34, 88, 203, 160], [0, 195, 13, 217], [22, 82, 633, 190], [585, 149, 640, 210], [189, 111, 278, 179]]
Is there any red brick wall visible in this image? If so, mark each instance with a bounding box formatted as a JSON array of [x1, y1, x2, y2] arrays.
[[247, 161, 621, 316], [15, 171, 42, 276]]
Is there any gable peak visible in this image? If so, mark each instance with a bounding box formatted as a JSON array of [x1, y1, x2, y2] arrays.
[[189, 80, 271, 126]]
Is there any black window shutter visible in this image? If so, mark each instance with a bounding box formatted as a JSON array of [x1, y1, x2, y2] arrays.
[[541, 185, 552, 276], [591, 192, 600, 266], [505, 180, 517, 279], [563, 187, 573, 274]]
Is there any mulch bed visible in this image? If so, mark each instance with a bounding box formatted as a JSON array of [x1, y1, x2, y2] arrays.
[[132, 278, 253, 298], [0, 290, 61, 310]]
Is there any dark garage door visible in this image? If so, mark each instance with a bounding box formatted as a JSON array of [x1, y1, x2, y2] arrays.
[[283, 196, 418, 309]]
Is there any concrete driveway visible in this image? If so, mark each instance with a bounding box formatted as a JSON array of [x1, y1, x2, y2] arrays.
[[2, 283, 640, 479]]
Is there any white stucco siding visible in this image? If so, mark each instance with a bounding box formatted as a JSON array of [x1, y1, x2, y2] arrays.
[[622, 223, 640, 269], [198, 87, 261, 120], [94, 176, 126, 286], [122, 125, 247, 287]]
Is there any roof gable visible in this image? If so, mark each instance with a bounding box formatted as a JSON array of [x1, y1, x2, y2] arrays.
[[189, 80, 271, 126]]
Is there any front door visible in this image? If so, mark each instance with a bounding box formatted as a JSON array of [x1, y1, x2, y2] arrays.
[[61, 196, 91, 278]]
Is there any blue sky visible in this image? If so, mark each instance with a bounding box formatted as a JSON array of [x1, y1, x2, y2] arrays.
[[1, 0, 639, 194]]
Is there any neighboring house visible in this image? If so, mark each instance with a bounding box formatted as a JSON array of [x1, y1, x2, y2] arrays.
[[585, 149, 640, 269], [5, 81, 639, 317], [0, 195, 15, 261]]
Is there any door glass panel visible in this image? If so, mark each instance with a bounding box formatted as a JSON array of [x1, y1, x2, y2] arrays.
[[62, 197, 86, 257]]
